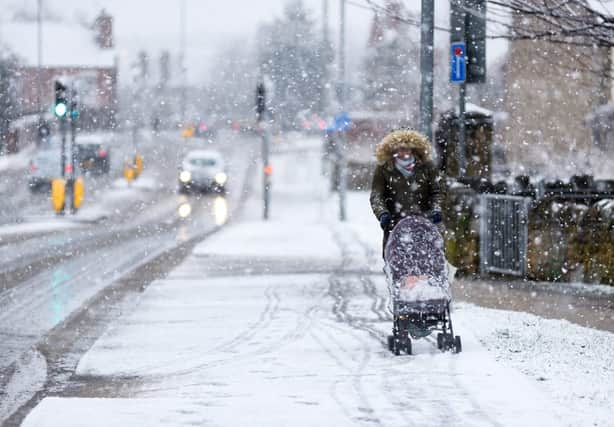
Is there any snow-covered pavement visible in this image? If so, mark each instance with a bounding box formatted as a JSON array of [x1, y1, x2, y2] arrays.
[[21, 137, 614, 426]]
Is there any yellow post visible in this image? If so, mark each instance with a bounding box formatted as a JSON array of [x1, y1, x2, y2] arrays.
[[181, 126, 194, 139], [134, 154, 144, 177], [51, 178, 66, 214], [73, 176, 85, 210], [124, 162, 135, 182]]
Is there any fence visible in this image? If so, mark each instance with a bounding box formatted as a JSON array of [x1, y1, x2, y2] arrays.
[[479, 194, 530, 276]]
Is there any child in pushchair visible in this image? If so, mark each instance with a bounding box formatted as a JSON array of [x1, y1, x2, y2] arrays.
[[384, 215, 461, 355]]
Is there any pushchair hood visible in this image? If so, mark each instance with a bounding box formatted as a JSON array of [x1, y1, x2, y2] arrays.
[[384, 215, 451, 303]]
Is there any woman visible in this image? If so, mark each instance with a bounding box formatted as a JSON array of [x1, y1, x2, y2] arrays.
[[370, 129, 443, 258]]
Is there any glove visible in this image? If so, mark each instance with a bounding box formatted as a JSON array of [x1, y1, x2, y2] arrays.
[[431, 210, 443, 224], [379, 212, 392, 230]]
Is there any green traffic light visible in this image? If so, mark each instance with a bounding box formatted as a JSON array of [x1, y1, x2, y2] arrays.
[[54, 102, 67, 117]]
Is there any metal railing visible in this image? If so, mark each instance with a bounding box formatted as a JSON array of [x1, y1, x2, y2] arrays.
[[479, 194, 530, 276]]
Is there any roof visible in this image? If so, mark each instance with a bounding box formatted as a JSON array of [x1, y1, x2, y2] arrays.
[[0, 21, 116, 68], [465, 103, 494, 116]]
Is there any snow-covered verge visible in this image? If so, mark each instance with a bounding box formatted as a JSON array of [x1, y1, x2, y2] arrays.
[[0, 145, 34, 173], [455, 302, 614, 425]]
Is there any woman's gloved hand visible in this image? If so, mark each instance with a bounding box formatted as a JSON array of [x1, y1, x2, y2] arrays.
[[379, 212, 392, 230], [431, 210, 443, 224]]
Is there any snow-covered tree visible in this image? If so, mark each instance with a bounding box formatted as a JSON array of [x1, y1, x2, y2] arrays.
[[257, 0, 327, 129], [203, 38, 258, 124], [362, 2, 420, 114], [0, 54, 19, 153]]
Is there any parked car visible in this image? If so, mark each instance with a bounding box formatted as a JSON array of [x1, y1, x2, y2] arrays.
[[28, 148, 61, 192], [178, 150, 227, 194], [76, 135, 111, 174]]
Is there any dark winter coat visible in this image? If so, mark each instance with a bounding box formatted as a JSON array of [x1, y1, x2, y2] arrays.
[[370, 130, 443, 229]]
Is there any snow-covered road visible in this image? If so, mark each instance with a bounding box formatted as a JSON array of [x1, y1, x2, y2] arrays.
[[0, 131, 259, 423], [18, 137, 614, 426]]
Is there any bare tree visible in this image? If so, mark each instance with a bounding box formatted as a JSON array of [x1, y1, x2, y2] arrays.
[[355, 0, 614, 47], [0, 55, 20, 154], [486, 0, 614, 48], [352, 0, 613, 81]]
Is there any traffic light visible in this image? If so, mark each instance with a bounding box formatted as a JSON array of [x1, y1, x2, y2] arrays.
[[54, 81, 68, 117], [256, 83, 266, 122], [70, 99, 79, 119]]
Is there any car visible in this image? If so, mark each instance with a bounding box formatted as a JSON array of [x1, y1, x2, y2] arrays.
[[178, 150, 227, 194], [28, 148, 62, 192], [76, 135, 111, 174]]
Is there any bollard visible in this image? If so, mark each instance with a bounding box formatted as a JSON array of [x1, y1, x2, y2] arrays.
[[73, 176, 85, 211], [124, 163, 135, 182], [134, 154, 144, 177], [51, 178, 66, 214]]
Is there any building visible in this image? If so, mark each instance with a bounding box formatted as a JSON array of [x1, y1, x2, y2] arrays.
[[0, 10, 118, 129], [502, 20, 611, 177]]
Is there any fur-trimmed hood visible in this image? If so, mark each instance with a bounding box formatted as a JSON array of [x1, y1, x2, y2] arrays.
[[375, 129, 431, 168]]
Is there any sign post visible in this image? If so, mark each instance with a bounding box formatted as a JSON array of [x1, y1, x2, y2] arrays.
[[450, 0, 486, 178], [334, 112, 350, 222], [450, 41, 466, 177], [256, 82, 271, 221]]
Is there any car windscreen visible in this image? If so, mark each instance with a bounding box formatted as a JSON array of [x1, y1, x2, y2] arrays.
[[189, 158, 217, 167], [78, 144, 101, 153]]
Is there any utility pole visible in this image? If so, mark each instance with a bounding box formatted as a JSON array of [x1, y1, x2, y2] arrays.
[[256, 83, 271, 220], [68, 85, 77, 213], [451, 0, 486, 178], [37, 0, 43, 145], [321, 0, 330, 115], [337, 0, 347, 222], [59, 105, 67, 215], [179, 0, 187, 125], [456, 0, 467, 178], [419, 0, 434, 143], [323, 0, 329, 58]]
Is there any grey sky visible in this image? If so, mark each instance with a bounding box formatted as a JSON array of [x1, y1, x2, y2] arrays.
[[4, 0, 507, 84]]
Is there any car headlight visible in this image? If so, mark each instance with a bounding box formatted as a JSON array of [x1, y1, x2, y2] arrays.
[[178, 202, 192, 218], [214, 172, 227, 185], [179, 170, 192, 183]]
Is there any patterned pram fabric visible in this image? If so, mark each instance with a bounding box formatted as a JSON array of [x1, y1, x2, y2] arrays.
[[384, 215, 451, 305]]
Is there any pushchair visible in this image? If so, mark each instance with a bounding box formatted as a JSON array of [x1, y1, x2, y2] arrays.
[[384, 215, 461, 355]]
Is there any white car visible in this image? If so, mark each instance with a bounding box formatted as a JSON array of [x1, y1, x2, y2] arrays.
[[28, 148, 62, 192], [178, 150, 227, 194]]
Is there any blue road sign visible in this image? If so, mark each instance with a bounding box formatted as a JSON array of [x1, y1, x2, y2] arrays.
[[333, 112, 351, 132], [450, 42, 466, 83]]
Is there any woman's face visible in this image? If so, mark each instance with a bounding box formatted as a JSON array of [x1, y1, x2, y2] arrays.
[[393, 147, 413, 160]]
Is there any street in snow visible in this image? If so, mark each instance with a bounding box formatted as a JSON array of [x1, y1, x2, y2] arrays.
[[1, 1, 614, 426], [16, 140, 614, 427]]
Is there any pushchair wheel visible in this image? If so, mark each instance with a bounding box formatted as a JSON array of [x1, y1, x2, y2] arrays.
[[404, 338, 412, 355], [438, 333, 457, 352], [393, 339, 401, 356], [390, 337, 411, 356], [436, 333, 444, 350], [454, 335, 462, 353]]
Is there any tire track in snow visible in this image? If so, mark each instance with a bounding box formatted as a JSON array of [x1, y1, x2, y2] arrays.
[[329, 220, 463, 424], [326, 276, 420, 426], [337, 221, 503, 425], [136, 283, 326, 394], [131, 284, 281, 378], [308, 322, 384, 426]]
